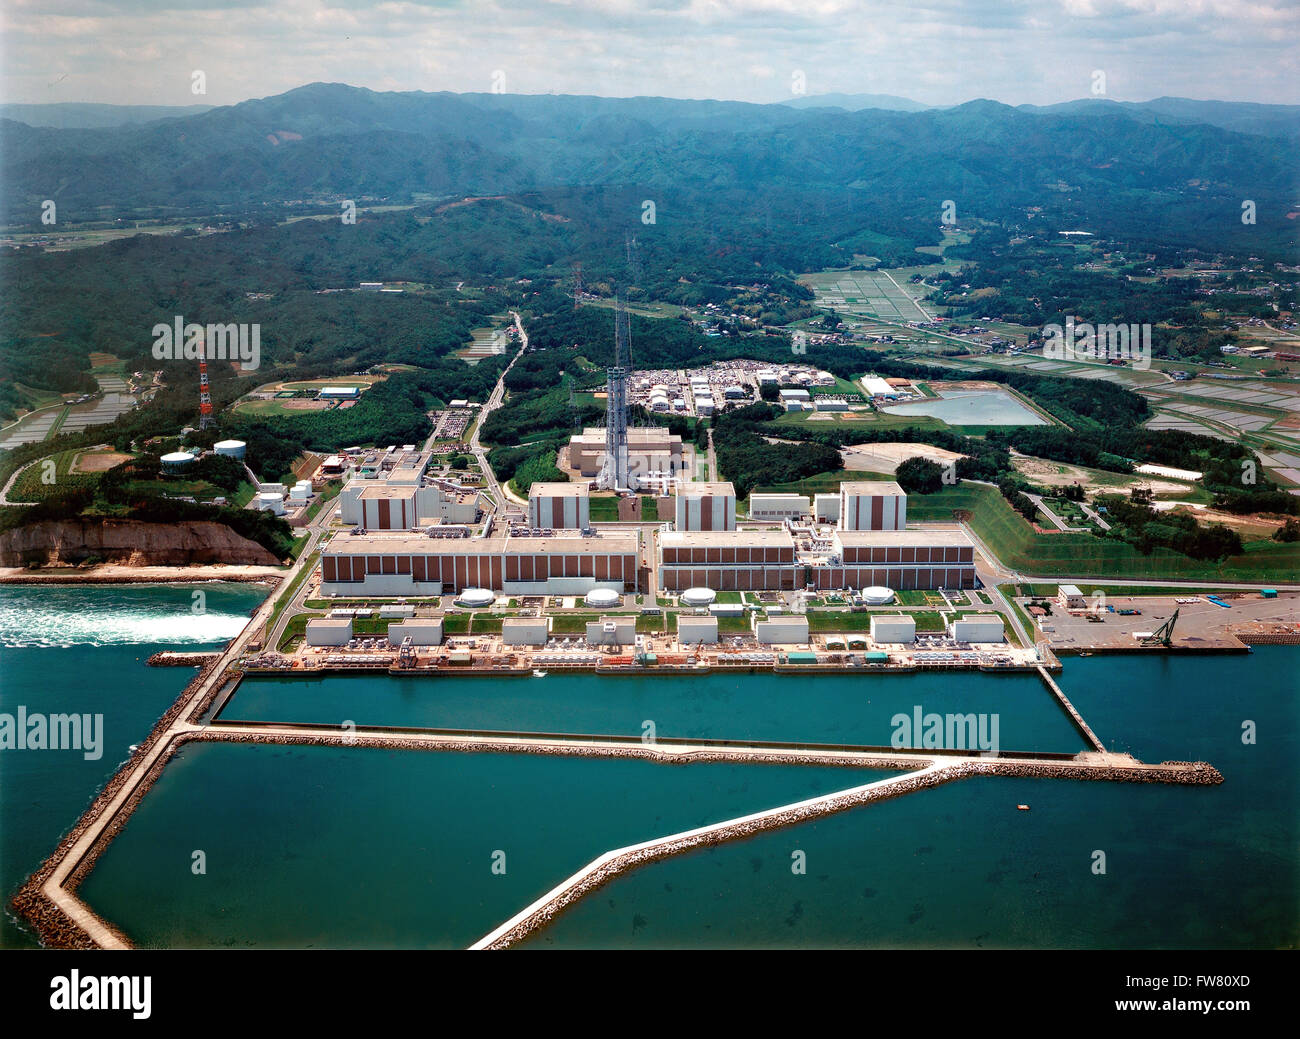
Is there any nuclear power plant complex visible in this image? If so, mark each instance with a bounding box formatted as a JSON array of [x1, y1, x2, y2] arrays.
[[318, 457, 975, 597]]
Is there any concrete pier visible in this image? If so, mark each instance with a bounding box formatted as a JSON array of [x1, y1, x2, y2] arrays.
[[1036, 664, 1106, 753]]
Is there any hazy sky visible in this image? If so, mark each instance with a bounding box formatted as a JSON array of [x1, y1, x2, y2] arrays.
[[3, 0, 1296, 108]]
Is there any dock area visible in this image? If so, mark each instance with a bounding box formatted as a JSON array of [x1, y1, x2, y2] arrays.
[[1026, 589, 1300, 653]]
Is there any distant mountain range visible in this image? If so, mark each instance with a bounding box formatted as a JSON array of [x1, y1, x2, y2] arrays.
[[782, 93, 932, 113], [785, 93, 1300, 139], [0, 102, 214, 129], [1, 83, 1295, 255]]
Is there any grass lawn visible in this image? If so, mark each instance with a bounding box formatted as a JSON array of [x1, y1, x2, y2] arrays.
[[265, 552, 315, 636], [909, 482, 1300, 583], [277, 611, 391, 653], [589, 495, 620, 522], [1007, 582, 1263, 598]]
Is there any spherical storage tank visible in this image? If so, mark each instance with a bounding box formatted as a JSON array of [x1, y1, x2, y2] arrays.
[[584, 588, 621, 608], [214, 439, 247, 460], [680, 587, 717, 607], [455, 588, 496, 608], [161, 451, 196, 471], [861, 586, 895, 605]]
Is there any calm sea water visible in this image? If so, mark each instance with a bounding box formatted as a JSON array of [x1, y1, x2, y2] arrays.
[[3, 585, 1295, 949], [222, 669, 1084, 752], [524, 648, 1300, 949], [77, 744, 890, 949], [0, 583, 271, 948]]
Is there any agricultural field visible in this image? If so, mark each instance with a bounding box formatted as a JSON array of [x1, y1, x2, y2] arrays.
[[7, 449, 101, 502], [801, 268, 932, 322], [458, 316, 513, 364]]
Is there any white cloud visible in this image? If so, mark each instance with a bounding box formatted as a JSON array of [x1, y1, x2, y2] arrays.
[[1, 0, 1295, 106]]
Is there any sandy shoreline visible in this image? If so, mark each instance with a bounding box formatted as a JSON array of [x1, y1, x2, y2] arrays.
[[0, 563, 285, 586]]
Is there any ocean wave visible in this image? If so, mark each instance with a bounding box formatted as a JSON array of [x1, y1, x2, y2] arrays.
[[0, 587, 258, 648]]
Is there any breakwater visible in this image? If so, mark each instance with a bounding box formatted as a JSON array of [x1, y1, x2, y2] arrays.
[[147, 651, 220, 667], [8, 656, 225, 949], [473, 754, 1221, 950]]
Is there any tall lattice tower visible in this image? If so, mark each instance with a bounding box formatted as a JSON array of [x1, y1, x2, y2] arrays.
[[600, 294, 631, 491], [198, 357, 215, 430], [572, 262, 583, 310]]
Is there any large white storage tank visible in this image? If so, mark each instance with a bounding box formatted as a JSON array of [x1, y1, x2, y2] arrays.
[[161, 450, 196, 472], [861, 586, 895, 605], [214, 439, 247, 460], [254, 491, 285, 516], [455, 588, 496, 608], [585, 587, 621, 609], [949, 614, 1005, 643], [870, 615, 916, 643]]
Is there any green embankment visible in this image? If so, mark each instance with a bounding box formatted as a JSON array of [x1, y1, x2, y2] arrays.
[[909, 482, 1300, 583]]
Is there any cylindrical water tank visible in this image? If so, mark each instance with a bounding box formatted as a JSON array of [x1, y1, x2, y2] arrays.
[[214, 439, 247, 460]]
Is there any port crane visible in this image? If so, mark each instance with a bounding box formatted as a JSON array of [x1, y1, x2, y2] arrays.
[[1139, 609, 1179, 648]]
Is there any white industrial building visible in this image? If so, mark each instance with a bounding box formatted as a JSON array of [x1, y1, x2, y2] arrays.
[[839, 481, 907, 531], [749, 493, 809, 521], [949, 614, 1005, 642], [813, 493, 840, 523], [340, 477, 480, 529], [387, 619, 444, 646], [502, 617, 550, 646], [586, 615, 636, 646], [305, 618, 352, 646], [320, 529, 639, 597], [528, 482, 590, 530], [860, 375, 896, 397], [677, 615, 719, 645], [1058, 584, 1087, 610], [753, 615, 810, 645], [870, 615, 917, 644], [675, 482, 736, 532]]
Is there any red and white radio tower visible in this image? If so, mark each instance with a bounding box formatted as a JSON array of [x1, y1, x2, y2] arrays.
[[198, 357, 215, 430]]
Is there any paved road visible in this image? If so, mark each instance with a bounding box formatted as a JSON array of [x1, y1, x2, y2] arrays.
[[0, 459, 37, 505], [1024, 492, 1090, 532], [470, 311, 530, 518]]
